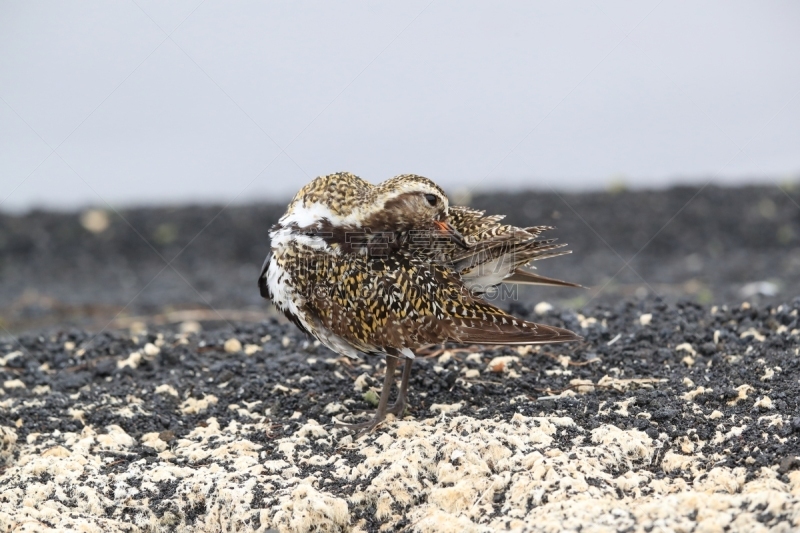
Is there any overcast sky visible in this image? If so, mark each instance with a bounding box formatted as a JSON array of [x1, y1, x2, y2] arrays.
[[2, 1, 799, 212]]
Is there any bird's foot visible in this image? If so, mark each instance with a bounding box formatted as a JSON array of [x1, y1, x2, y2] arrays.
[[334, 412, 389, 439], [387, 398, 407, 417]]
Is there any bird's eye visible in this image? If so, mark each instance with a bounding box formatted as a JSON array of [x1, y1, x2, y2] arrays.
[[424, 194, 438, 207]]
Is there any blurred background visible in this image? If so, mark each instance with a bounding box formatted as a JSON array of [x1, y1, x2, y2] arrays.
[[1, 1, 799, 332]]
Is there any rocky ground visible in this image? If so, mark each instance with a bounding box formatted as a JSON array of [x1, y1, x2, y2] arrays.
[[0, 183, 799, 532], [1, 298, 799, 532]]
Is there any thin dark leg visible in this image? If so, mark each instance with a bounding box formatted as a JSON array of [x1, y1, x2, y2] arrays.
[[335, 355, 398, 437], [388, 358, 413, 416]]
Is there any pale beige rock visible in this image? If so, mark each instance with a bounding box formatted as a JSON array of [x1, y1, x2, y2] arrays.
[[244, 344, 261, 355], [727, 384, 753, 406], [3, 379, 25, 390], [223, 338, 242, 354], [430, 403, 462, 414], [0, 407, 797, 532], [179, 395, 218, 415], [117, 351, 142, 369], [740, 328, 766, 342], [676, 342, 697, 356], [180, 320, 202, 334], [155, 384, 179, 397], [143, 342, 160, 357], [485, 355, 518, 373], [95, 425, 134, 451], [754, 396, 774, 409]]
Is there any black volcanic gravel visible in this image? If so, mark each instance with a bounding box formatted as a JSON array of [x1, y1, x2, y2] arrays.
[[2, 297, 799, 474], [1, 297, 800, 530]]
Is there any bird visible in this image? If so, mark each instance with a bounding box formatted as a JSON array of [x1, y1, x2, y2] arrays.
[[259, 172, 580, 435]]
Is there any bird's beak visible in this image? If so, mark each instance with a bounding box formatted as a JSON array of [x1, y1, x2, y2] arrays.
[[435, 220, 469, 249]]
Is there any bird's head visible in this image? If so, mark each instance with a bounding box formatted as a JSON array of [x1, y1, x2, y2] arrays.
[[276, 172, 467, 248], [366, 174, 468, 248]]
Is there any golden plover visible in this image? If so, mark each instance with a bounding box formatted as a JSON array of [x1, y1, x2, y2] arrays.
[[259, 172, 580, 434]]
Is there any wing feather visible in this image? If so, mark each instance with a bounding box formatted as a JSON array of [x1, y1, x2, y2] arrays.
[[451, 321, 580, 345], [504, 269, 584, 289], [446, 206, 580, 290]]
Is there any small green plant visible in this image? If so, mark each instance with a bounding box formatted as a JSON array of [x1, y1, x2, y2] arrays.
[[362, 389, 379, 407]]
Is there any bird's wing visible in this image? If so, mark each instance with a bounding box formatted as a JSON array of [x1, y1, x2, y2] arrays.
[[304, 251, 580, 350], [445, 206, 508, 237], [446, 206, 577, 291]]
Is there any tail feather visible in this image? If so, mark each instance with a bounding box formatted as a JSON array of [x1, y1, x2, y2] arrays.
[[452, 320, 581, 345], [504, 269, 584, 289]]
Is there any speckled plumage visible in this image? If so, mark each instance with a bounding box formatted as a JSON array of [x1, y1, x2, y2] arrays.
[[259, 172, 580, 433], [447, 205, 580, 292]]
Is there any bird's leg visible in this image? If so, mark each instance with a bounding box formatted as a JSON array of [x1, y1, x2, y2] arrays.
[[388, 358, 413, 417], [335, 355, 398, 437]]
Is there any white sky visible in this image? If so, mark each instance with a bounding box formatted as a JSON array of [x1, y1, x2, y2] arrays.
[[1, 1, 799, 212]]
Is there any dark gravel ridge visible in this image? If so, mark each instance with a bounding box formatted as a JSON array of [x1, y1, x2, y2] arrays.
[[2, 183, 798, 331], [1, 296, 799, 530]]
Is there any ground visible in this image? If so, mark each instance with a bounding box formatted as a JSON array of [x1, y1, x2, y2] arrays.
[[0, 184, 799, 532]]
